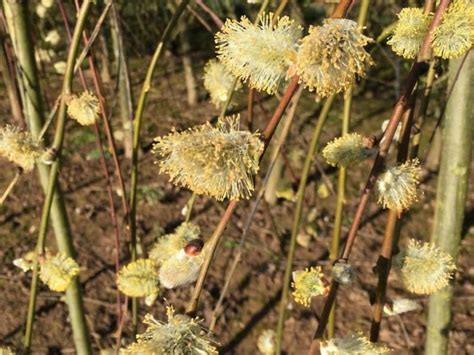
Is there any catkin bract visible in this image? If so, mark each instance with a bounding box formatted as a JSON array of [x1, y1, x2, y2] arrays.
[[117, 259, 159, 298], [388, 8, 432, 59], [153, 115, 264, 201], [292, 266, 326, 307], [296, 19, 373, 98], [394, 239, 456, 295], [39, 252, 80, 292], [67, 91, 100, 126], [431, 0, 474, 59], [0, 125, 42, 171], [149, 222, 200, 266], [121, 306, 218, 354], [377, 159, 421, 213], [203, 59, 240, 108], [216, 13, 302, 94]]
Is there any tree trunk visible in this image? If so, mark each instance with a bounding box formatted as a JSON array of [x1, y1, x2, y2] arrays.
[[425, 53, 473, 355]]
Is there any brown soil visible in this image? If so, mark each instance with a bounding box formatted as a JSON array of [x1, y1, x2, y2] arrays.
[[1, 55, 473, 355]]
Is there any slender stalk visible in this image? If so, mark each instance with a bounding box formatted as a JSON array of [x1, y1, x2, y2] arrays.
[[0, 168, 22, 206], [58, 0, 124, 344], [184, 192, 197, 223], [128, 0, 191, 332], [327, 89, 351, 338], [308, 2, 451, 352], [275, 95, 335, 354], [369, 95, 415, 342], [0, 31, 23, 123], [208, 87, 303, 332], [426, 53, 473, 355], [3, 0, 93, 353], [328, 0, 370, 337]]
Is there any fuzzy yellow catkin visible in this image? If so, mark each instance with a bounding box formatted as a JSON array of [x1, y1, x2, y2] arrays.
[[0, 125, 42, 171], [153, 115, 264, 201], [66, 91, 100, 126], [387, 8, 432, 59], [121, 306, 218, 354], [39, 252, 80, 292], [117, 259, 159, 298], [216, 12, 302, 94], [203, 59, 241, 109], [296, 19, 373, 98], [320, 333, 390, 354], [0, 347, 14, 355], [377, 159, 421, 213], [257, 329, 276, 355], [394, 239, 456, 295], [291, 266, 326, 307], [431, 0, 474, 59], [149, 222, 200, 266], [322, 133, 369, 168], [159, 247, 206, 289]]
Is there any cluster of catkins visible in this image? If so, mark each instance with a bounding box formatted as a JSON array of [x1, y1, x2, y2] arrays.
[[388, 0, 474, 59], [117, 222, 206, 303], [155, 12, 375, 202]]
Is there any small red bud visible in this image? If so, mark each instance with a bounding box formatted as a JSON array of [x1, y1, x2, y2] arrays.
[[184, 239, 204, 256]]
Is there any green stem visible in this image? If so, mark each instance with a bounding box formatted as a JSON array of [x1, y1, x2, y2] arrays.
[[128, 0, 190, 332], [327, 88, 351, 338], [328, 0, 370, 337], [5, 0, 94, 353], [275, 95, 335, 354], [426, 53, 473, 355]]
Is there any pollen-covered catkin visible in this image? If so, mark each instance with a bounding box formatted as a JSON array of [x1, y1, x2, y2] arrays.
[[66, 91, 100, 126], [216, 12, 302, 94], [159, 241, 205, 289], [39, 252, 80, 292], [117, 259, 159, 298], [291, 266, 326, 307], [377, 159, 421, 213], [322, 133, 369, 168], [153, 115, 264, 201], [203, 59, 241, 108], [394, 239, 456, 295], [383, 298, 421, 316], [257, 329, 276, 355], [149, 222, 200, 266], [121, 306, 218, 354], [388, 8, 432, 59], [296, 19, 373, 98], [320, 333, 390, 354], [431, 0, 474, 59], [0, 125, 42, 171]]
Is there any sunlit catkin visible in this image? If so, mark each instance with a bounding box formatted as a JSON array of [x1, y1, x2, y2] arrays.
[[320, 333, 390, 354], [296, 19, 373, 98], [322, 133, 370, 168], [216, 13, 302, 94], [257, 329, 276, 355], [121, 306, 218, 354], [0, 347, 14, 355], [394, 239, 456, 295], [153, 115, 264, 201], [159, 240, 205, 289], [203, 59, 241, 109], [291, 266, 326, 307], [149, 222, 200, 266], [377, 159, 421, 213], [431, 0, 474, 59], [39, 252, 80, 292], [117, 259, 159, 298], [0, 125, 42, 171], [66, 91, 100, 126], [387, 8, 432, 59]]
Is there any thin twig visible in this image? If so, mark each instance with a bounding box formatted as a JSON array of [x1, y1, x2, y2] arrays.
[[0, 169, 22, 206]]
